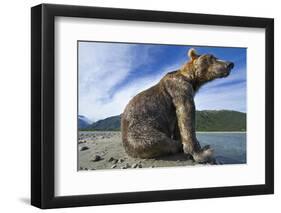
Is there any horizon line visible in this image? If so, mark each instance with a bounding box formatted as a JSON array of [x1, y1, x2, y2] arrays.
[[79, 109, 247, 122]]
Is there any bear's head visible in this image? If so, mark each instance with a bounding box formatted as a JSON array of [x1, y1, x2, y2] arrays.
[[180, 48, 234, 88]]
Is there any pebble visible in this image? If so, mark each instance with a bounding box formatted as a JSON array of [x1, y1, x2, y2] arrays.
[[118, 159, 124, 163], [132, 163, 138, 168], [125, 163, 130, 168], [91, 155, 102, 162], [80, 146, 89, 151], [121, 163, 130, 169], [108, 157, 115, 162]]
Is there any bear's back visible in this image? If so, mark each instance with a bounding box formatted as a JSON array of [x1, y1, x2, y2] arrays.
[[122, 70, 181, 126]]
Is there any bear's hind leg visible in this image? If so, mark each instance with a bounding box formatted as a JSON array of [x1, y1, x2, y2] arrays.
[[129, 129, 182, 159]]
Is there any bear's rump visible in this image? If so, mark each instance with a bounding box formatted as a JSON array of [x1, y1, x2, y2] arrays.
[[122, 119, 180, 158]]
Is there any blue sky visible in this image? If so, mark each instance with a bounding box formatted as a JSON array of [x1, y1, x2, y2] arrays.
[[78, 41, 246, 122]]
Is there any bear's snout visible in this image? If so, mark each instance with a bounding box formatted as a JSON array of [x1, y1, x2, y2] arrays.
[[226, 62, 234, 70]]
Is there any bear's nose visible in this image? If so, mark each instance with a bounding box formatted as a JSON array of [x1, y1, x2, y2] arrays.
[[227, 62, 234, 70]]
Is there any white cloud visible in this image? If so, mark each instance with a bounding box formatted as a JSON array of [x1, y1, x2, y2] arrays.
[[78, 42, 155, 121]]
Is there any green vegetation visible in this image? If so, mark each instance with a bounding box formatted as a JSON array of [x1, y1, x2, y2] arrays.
[[80, 110, 246, 132], [195, 110, 246, 131]]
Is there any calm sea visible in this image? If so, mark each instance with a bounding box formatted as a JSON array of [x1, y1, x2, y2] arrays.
[[197, 132, 246, 164]]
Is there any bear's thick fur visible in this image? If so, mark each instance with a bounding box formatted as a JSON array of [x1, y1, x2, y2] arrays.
[[121, 48, 234, 163]]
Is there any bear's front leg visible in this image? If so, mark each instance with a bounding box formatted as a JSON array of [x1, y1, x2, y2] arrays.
[[175, 97, 214, 163]]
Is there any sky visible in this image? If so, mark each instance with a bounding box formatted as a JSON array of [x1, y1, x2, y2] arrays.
[[78, 41, 246, 122]]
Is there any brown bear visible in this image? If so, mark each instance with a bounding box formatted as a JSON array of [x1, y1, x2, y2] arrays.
[[121, 48, 234, 163]]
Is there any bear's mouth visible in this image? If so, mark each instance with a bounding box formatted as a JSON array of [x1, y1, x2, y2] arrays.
[[224, 70, 230, 77], [219, 70, 230, 78]]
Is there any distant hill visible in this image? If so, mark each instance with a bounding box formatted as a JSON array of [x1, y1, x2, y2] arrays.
[[87, 115, 121, 131], [80, 110, 246, 132], [195, 110, 246, 131], [78, 115, 92, 129]]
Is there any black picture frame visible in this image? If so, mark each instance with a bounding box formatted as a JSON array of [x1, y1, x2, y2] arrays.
[[31, 3, 274, 209]]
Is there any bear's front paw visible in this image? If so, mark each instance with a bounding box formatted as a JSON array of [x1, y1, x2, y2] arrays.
[[192, 145, 214, 163]]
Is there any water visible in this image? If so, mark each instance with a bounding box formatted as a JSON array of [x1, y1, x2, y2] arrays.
[[197, 132, 246, 164]]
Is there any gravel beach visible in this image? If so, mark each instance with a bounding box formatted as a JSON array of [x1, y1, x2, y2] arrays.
[[78, 131, 197, 171]]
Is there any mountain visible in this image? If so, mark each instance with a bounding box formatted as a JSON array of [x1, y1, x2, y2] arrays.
[[87, 115, 121, 131], [78, 115, 92, 129], [81, 110, 246, 131]]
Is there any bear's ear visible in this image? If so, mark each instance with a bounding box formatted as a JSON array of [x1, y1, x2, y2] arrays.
[[188, 48, 198, 60]]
